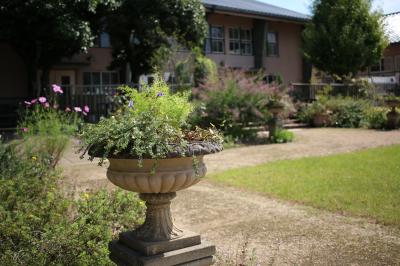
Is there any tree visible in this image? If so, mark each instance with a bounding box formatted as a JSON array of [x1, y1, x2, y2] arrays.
[[303, 0, 388, 79], [107, 0, 208, 83], [0, 0, 118, 96]]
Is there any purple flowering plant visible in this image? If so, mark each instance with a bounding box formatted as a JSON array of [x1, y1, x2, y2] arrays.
[[19, 84, 89, 138]]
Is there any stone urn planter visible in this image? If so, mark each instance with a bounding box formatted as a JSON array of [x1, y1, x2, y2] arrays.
[[102, 142, 223, 266], [313, 113, 330, 127], [386, 99, 400, 129], [267, 102, 285, 141]]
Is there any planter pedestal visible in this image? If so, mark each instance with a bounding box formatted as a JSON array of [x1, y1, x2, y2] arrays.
[[109, 192, 215, 266], [387, 109, 399, 129], [105, 155, 220, 266]]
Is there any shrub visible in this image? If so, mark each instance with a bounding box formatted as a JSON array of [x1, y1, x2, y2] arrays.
[[298, 96, 386, 129], [18, 86, 86, 166], [327, 97, 370, 128], [365, 107, 387, 129], [193, 51, 217, 86], [174, 59, 193, 92], [191, 69, 290, 142], [0, 140, 145, 265], [271, 129, 294, 143]]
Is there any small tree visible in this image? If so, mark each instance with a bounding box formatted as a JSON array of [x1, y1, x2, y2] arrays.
[[107, 0, 208, 83], [303, 0, 388, 80]]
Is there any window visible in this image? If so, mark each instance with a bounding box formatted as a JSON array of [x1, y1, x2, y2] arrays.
[[83, 72, 119, 86], [266, 32, 279, 56], [240, 29, 253, 55], [229, 28, 240, 54], [228, 28, 253, 55], [206, 25, 224, 54], [370, 58, 385, 72], [92, 32, 111, 48]]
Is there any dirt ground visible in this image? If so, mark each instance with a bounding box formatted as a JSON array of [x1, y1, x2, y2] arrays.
[[60, 128, 400, 265]]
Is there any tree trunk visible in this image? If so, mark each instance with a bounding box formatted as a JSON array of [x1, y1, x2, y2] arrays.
[[40, 67, 50, 96], [129, 60, 141, 86], [26, 61, 38, 98]]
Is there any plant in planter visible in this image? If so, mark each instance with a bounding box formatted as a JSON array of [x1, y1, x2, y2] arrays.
[[307, 95, 331, 127], [266, 85, 290, 141], [385, 95, 400, 129], [79, 77, 223, 265]]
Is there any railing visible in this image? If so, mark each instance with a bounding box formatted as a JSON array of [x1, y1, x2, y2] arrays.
[[61, 83, 193, 122], [291, 83, 400, 102]]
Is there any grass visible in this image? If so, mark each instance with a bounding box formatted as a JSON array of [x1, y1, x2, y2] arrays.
[[210, 145, 400, 226]]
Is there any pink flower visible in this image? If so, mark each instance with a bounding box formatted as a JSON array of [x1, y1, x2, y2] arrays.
[[83, 105, 90, 113], [31, 99, 37, 104], [52, 84, 63, 94], [22, 127, 28, 132], [24, 101, 31, 106], [53, 104, 59, 109], [74, 107, 82, 112], [44, 102, 50, 108], [82, 111, 87, 116], [65, 107, 71, 112], [38, 97, 47, 103]]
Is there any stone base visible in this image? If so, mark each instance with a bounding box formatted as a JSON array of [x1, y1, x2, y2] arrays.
[[109, 239, 215, 266], [120, 230, 201, 256]]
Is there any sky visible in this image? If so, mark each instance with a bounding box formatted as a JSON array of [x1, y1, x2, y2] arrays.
[[258, 0, 400, 15]]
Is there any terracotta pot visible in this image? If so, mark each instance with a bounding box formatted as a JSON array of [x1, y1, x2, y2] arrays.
[[107, 156, 206, 193], [387, 111, 399, 129], [386, 99, 400, 108], [268, 104, 285, 115], [313, 113, 330, 127]]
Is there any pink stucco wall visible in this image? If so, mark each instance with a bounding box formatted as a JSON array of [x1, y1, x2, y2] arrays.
[[264, 21, 304, 84], [205, 13, 304, 83]]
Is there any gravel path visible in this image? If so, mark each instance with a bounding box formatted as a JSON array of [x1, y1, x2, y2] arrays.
[[60, 128, 400, 265]]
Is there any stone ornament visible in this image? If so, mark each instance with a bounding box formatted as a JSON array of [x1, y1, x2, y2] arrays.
[[107, 142, 222, 266]]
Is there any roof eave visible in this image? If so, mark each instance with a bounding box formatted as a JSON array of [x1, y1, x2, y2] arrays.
[[204, 4, 310, 23]]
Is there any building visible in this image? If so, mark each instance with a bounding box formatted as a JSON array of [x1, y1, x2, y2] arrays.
[[363, 12, 400, 83], [0, 0, 309, 126]]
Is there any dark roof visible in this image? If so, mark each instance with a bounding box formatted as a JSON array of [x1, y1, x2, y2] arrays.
[[384, 12, 400, 44], [202, 0, 309, 22]]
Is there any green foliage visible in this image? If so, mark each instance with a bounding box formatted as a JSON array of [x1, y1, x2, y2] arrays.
[[327, 97, 370, 128], [108, 0, 208, 82], [365, 107, 387, 129], [193, 50, 218, 86], [271, 129, 294, 144], [80, 77, 222, 164], [210, 144, 400, 226], [191, 69, 290, 143], [17, 93, 83, 166], [174, 59, 193, 92], [303, 0, 388, 78], [0, 140, 145, 265], [298, 95, 389, 129]]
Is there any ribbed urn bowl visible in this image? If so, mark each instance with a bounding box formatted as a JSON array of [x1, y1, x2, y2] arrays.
[[107, 156, 206, 193], [104, 141, 223, 194]]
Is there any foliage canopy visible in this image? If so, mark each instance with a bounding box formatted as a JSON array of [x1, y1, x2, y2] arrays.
[[303, 0, 388, 78]]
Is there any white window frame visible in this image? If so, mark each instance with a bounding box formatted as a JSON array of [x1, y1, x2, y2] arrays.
[[240, 28, 253, 56], [228, 28, 241, 55]]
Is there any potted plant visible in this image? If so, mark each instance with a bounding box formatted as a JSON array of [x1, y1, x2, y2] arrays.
[[385, 95, 400, 129], [79, 78, 223, 265], [266, 85, 287, 141]]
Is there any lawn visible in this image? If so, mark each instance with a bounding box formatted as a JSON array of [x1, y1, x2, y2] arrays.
[[209, 144, 400, 226]]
